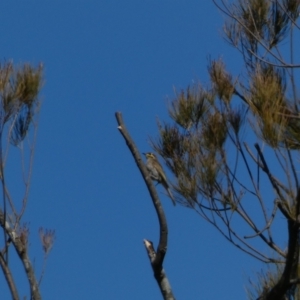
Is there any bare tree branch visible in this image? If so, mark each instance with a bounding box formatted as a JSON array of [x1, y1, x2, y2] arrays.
[[0, 209, 41, 300], [265, 189, 300, 300], [115, 112, 175, 299], [0, 252, 19, 300]]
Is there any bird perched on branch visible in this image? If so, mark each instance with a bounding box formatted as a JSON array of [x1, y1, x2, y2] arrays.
[[143, 152, 176, 206]]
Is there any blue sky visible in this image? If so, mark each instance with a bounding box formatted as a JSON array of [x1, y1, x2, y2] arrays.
[[0, 2, 281, 299]]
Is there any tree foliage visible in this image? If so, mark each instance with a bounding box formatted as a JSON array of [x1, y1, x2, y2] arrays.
[[151, 1, 300, 299], [0, 62, 54, 300]]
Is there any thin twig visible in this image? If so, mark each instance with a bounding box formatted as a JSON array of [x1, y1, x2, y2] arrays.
[[255, 144, 285, 202], [244, 200, 279, 239]]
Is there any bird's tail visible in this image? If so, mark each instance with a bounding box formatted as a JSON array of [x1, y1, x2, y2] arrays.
[[167, 188, 176, 206], [162, 183, 176, 206]]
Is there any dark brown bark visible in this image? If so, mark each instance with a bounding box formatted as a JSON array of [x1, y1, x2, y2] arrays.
[[264, 189, 300, 300]]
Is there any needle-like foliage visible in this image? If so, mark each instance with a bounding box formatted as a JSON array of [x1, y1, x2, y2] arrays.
[[0, 62, 54, 300], [152, 1, 300, 299]]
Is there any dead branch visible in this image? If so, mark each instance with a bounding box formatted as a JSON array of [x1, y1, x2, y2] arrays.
[[0, 209, 41, 300], [0, 252, 19, 300], [115, 112, 175, 299]]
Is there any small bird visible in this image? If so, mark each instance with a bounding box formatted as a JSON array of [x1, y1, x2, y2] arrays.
[[143, 152, 176, 206]]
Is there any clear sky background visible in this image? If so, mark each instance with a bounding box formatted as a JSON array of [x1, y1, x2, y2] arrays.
[[0, 2, 287, 299]]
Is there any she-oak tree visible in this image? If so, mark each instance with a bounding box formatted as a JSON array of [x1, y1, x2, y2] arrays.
[[0, 62, 54, 300], [117, 1, 300, 300]]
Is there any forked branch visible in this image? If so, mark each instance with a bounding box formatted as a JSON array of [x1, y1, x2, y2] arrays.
[[115, 112, 174, 300], [0, 209, 40, 300]]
